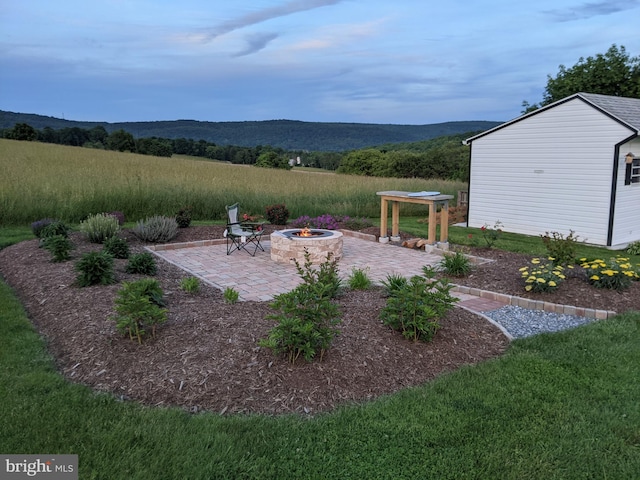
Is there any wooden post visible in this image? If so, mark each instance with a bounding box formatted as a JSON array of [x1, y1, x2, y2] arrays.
[[376, 192, 454, 246], [428, 202, 437, 244], [440, 202, 449, 243], [391, 201, 400, 237], [379, 197, 388, 239]]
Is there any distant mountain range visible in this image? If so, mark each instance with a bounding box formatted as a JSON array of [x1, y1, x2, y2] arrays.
[[0, 110, 501, 151]]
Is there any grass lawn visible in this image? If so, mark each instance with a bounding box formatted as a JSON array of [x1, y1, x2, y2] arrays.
[[1, 225, 639, 478]]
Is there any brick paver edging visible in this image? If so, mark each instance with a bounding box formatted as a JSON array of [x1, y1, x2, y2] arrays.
[[452, 284, 617, 319], [146, 239, 227, 251], [146, 229, 377, 252]]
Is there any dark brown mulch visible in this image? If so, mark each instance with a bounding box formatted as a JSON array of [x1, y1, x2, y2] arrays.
[[346, 225, 639, 314], [0, 224, 635, 416]]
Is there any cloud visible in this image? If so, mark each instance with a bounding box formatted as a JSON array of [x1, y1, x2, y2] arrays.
[[545, 0, 640, 21], [232, 32, 279, 57], [283, 18, 389, 54], [203, 0, 344, 41]]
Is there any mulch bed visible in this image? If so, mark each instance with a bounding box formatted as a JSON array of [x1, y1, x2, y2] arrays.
[[0, 224, 636, 415]]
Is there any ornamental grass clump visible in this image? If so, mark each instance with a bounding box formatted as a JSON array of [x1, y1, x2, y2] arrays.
[[381, 273, 408, 296], [132, 215, 178, 243], [519, 258, 566, 293], [438, 251, 473, 277], [580, 256, 639, 291], [80, 213, 120, 244], [347, 267, 373, 290]]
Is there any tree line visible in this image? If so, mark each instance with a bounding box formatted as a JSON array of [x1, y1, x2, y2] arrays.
[[1, 123, 255, 161], [1, 122, 473, 180]]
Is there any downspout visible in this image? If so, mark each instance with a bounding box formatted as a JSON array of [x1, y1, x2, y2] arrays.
[[608, 133, 638, 246]]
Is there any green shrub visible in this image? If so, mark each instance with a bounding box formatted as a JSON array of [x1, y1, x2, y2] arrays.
[[259, 250, 342, 363], [580, 256, 638, 291], [223, 287, 239, 304], [102, 236, 130, 259], [40, 220, 71, 239], [626, 241, 640, 255], [112, 279, 167, 344], [293, 249, 342, 299], [132, 215, 179, 243], [80, 213, 120, 244], [265, 204, 289, 225], [519, 258, 566, 293], [180, 276, 200, 294], [438, 251, 473, 277], [126, 252, 157, 275], [260, 286, 340, 363], [347, 267, 372, 290], [42, 235, 73, 262], [75, 251, 116, 287], [541, 230, 580, 266], [123, 278, 165, 306], [380, 266, 458, 342], [31, 218, 55, 238], [175, 207, 192, 228]]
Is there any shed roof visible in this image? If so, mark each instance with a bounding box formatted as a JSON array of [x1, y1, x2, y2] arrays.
[[465, 92, 640, 144]]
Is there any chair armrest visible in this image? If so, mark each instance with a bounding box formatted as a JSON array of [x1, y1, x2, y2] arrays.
[[241, 221, 266, 232]]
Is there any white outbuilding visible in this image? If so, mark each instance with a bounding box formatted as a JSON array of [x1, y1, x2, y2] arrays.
[[464, 92, 640, 249]]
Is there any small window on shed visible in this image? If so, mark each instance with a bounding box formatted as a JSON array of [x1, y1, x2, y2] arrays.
[[625, 156, 640, 185]]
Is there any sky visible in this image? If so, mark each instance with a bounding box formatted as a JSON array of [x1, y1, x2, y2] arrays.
[[1, 0, 639, 125]]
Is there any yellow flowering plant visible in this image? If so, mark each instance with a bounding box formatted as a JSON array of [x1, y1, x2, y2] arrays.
[[519, 257, 566, 293], [580, 256, 639, 291]]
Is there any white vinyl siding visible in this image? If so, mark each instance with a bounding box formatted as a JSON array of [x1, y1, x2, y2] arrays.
[[611, 141, 640, 248], [468, 98, 634, 246]]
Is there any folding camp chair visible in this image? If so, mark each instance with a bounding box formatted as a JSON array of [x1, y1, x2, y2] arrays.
[[224, 203, 265, 256]]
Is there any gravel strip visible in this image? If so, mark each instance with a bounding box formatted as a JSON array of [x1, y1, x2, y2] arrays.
[[483, 305, 597, 339]]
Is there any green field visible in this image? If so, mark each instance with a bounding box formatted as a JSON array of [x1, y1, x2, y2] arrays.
[[0, 139, 467, 225], [1, 140, 639, 479]]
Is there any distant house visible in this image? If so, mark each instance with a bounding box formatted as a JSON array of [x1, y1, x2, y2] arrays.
[[464, 92, 640, 249]]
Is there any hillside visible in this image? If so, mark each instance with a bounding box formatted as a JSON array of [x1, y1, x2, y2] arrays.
[[0, 110, 501, 151]]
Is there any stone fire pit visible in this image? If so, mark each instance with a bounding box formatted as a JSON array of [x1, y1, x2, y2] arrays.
[[270, 229, 343, 264]]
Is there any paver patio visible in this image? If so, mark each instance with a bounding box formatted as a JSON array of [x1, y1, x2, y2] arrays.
[[150, 235, 453, 302]]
